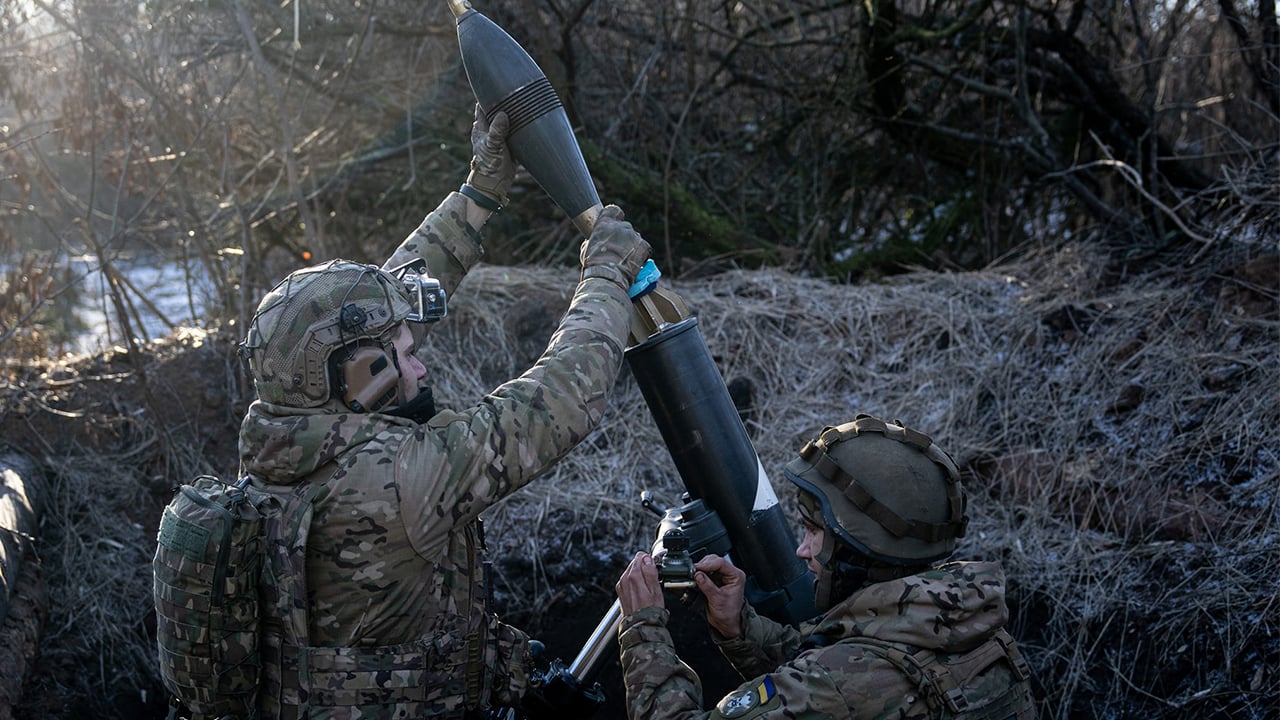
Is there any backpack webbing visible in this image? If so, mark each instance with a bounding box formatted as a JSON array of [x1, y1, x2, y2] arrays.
[[846, 630, 1035, 720]]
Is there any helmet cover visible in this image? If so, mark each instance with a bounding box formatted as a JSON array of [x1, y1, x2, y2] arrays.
[[242, 260, 415, 408]]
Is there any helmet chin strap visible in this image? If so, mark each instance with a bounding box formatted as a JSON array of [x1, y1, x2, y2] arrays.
[[813, 534, 923, 612], [386, 385, 437, 423], [813, 533, 867, 612]]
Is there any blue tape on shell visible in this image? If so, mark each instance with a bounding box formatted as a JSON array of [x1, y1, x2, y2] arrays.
[[628, 259, 662, 299]]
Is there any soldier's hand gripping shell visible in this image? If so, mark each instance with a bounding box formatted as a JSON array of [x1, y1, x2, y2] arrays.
[[466, 104, 515, 207], [579, 205, 652, 292]]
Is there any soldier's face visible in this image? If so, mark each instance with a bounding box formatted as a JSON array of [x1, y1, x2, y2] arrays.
[[795, 517, 825, 575], [391, 324, 427, 401]]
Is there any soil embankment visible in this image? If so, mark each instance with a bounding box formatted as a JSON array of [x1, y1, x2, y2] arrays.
[[1, 246, 1276, 719]]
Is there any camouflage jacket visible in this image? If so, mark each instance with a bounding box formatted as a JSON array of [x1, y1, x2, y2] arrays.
[[619, 561, 1036, 719], [239, 193, 634, 719]]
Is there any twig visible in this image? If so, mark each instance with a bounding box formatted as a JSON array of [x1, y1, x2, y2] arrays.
[[1083, 131, 1216, 250]]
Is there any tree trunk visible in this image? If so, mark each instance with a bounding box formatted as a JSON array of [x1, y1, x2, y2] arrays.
[[0, 453, 48, 720]]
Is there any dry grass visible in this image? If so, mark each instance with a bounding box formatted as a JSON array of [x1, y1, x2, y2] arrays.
[[450, 244, 1278, 717], [3, 242, 1276, 718]]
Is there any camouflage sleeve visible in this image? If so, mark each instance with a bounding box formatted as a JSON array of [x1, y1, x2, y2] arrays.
[[382, 192, 482, 301], [618, 606, 708, 720], [394, 275, 632, 554], [713, 604, 803, 680], [619, 607, 856, 720], [704, 657, 852, 720]]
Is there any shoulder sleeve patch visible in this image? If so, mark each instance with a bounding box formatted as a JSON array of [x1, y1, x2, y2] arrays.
[[715, 675, 777, 718]]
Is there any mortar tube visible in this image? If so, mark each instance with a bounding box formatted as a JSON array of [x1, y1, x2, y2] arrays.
[[625, 318, 815, 625]]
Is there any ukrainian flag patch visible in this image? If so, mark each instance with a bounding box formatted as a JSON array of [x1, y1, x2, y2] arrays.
[[757, 676, 776, 703]]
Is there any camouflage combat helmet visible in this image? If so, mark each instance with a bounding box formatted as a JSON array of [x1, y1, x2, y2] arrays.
[[242, 259, 443, 409], [785, 414, 968, 567]]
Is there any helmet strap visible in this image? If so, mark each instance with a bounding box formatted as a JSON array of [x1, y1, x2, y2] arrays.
[[800, 415, 969, 544], [813, 531, 865, 611], [814, 534, 924, 612]]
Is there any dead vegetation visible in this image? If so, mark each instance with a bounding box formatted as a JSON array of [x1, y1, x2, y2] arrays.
[[0, 241, 1276, 719]]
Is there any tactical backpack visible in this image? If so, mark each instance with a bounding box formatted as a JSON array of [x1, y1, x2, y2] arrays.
[[154, 471, 514, 718], [848, 629, 1037, 720], [153, 475, 280, 719]]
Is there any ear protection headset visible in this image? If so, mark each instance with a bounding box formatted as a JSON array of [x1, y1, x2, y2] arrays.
[[329, 273, 412, 414], [334, 341, 402, 413]]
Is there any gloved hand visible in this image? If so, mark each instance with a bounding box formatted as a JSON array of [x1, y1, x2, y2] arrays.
[[466, 104, 515, 207], [580, 205, 652, 292]]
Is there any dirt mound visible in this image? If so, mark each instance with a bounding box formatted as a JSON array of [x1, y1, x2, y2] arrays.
[[1, 244, 1276, 719]]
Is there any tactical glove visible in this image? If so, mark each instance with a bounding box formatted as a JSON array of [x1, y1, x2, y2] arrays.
[[465, 105, 515, 208], [580, 205, 652, 292]]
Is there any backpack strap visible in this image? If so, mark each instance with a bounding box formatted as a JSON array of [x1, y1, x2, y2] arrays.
[[928, 630, 1036, 720], [464, 519, 490, 710], [841, 630, 1033, 717], [258, 479, 327, 720], [991, 629, 1032, 682], [264, 480, 326, 648]]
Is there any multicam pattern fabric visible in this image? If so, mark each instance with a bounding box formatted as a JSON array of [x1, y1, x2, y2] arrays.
[[238, 192, 635, 719], [153, 476, 279, 719], [244, 260, 415, 409], [620, 562, 1037, 720]]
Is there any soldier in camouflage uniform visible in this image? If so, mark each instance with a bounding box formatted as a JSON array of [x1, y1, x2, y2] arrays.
[[616, 415, 1037, 719], [237, 106, 651, 719]]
